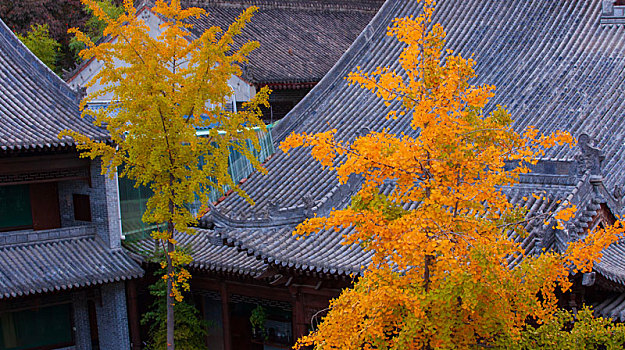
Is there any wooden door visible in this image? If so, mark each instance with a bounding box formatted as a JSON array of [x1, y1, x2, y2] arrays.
[[29, 182, 61, 230]]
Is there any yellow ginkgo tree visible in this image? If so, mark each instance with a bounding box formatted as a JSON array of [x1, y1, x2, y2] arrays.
[[281, 0, 624, 348], [61, 0, 269, 348]]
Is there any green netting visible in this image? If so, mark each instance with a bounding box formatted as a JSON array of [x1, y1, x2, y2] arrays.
[[0, 304, 73, 350], [0, 185, 32, 230], [118, 175, 158, 242], [121, 125, 275, 242]]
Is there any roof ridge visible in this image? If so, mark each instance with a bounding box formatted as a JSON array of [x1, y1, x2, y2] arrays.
[[183, 0, 384, 12]]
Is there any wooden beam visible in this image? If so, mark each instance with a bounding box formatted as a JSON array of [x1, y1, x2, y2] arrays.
[[0, 153, 88, 175], [191, 277, 293, 302], [0, 176, 90, 187]]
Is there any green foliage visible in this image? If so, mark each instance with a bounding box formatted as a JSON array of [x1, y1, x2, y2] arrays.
[[69, 0, 122, 61], [502, 307, 625, 350], [17, 24, 61, 73], [141, 270, 210, 350], [84, 0, 123, 40], [250, 305, 267, 336], [351, 193, 407, 221]]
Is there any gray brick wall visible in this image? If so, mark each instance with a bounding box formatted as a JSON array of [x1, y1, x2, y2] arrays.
[[58, 178, 91, 228], [56, 158, 122, 249], [90, 158, 122, 249], [96, 282, 131, 350], [72, 291, 92, 350]]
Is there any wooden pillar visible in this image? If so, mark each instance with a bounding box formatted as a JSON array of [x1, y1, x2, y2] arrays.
[[220, 282, 232, 350], [293, 288, 307, 339], [126, 280, 141, 350]]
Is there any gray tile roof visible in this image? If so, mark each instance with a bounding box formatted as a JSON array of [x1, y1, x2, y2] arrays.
[[182, 0, 383, 86], [199, 0, 625, 278], [0, 19, 108, 153], [0, 235, 144, 299], [220, 225, 369, 277], [217, 0, 625, 218], [126, 229, 267, 277]]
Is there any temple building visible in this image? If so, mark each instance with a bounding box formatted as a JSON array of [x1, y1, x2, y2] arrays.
[[0, 18, 143, 350], [7, 0, 625, 349]]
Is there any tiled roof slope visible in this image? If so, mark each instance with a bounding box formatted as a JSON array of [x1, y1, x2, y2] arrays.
[[0, 236, 144, 299], [181, 0, 383, 85], [0, 19, 107, 152], [203, 0, 625, 276], [219, 223, 369, 277]]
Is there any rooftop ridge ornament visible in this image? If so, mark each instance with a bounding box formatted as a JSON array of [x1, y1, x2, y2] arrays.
[[184, 0, 384, 12], [575, 133, 605, 180], [601, 0, 625, 24]]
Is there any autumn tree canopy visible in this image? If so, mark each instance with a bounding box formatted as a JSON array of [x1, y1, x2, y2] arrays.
[[61, 0, 269, 348], [281, 0, 624, 348]]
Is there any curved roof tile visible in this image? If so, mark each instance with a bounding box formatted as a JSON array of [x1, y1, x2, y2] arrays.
[[183, 0, 384, 85]]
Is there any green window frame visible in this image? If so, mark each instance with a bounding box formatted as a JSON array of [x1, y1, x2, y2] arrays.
[[0, 185, 32, 231]]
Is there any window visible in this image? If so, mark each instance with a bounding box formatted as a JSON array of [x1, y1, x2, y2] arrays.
[[73, 194, 92, 222], [0, 303, 74, 350], [0, 183, 62, 232], [0, 185, 32, 231]]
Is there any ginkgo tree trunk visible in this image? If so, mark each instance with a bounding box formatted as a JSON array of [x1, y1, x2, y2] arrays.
[[61, 1, 269, 349], [281, 0, 624, 349]]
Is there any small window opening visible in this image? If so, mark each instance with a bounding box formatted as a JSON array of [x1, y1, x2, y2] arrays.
[[73, 194, 92, 222]]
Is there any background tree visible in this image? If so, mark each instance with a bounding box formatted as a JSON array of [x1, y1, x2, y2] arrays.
[[17, 23, 61, 72], [61, 0, 270, 348], [69, 0, 123, 63], [0, 0, 123, 72], [0, 0, 89, 71], [281, 0, 624, 348]]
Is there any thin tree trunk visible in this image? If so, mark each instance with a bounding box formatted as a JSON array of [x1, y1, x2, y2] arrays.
[[165, 165, 176, 350], [167, 223, 175, 349], [423, 254, 433, 350], [167, 211, 175, 349], [423, 254, 433, 292]]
